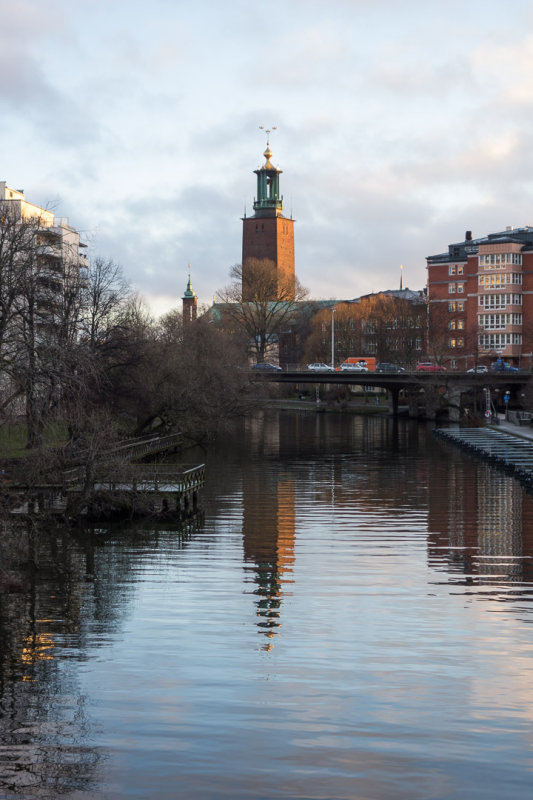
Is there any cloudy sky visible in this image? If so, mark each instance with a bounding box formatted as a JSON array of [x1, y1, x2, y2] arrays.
[[3, 0, 533, 315]]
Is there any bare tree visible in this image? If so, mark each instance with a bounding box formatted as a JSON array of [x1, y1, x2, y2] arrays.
[[216, 259, 308, 362], [426, 302, 452, 365], [302, 302, 361, 365], [80, 256, 131, 350], [358, 294, 425, 366], [0, 202, 45, 415], [153, 316, 255, 443]]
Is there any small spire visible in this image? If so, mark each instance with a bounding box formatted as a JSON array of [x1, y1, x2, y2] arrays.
[[259, 125, 277, 168], [183, 264, 196, 298], [400, 264, 403, 291]]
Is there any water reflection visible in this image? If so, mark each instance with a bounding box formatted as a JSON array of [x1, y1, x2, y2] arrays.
[[0, 520, 101, 796], [427, 441, 533, 593], [0, 514, 203, 797], [2, 414, 533, 798], [242, 469, 295, 648]]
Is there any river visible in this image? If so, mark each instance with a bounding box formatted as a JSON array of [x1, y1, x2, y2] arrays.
[[1, 410, 533, 800]]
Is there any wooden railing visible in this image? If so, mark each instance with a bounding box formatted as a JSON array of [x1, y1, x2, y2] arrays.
[[66, 463, 205, 494], [69, 432, 183, 466]]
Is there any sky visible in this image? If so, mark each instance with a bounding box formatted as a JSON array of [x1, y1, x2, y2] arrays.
[[3, 0, 533, 317]]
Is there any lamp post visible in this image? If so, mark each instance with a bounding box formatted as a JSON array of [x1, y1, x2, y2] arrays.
[[331, 307, 336, 370]]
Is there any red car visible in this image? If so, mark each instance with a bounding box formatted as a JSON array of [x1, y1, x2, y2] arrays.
[[416, 362, 447, 372]]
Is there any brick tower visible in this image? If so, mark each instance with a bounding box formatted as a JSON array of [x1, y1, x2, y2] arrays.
[[242, 135, 295, 300]]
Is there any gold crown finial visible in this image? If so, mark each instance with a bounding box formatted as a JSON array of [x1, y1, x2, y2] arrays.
[[259, 125, 277, 146], [259, 126, 277, 167]]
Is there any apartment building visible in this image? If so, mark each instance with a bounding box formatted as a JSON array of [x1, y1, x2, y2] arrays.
[[0, 182, 88, 287], [0, 183, 88, 417], [427, 226, 533, 367]]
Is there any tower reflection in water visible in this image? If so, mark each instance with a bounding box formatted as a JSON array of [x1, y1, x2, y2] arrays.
[[242, 473, 295, 649], [242, 414, 296, 650]]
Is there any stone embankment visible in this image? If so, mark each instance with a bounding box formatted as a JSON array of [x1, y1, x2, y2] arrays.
[[434, 421, 533, 488]]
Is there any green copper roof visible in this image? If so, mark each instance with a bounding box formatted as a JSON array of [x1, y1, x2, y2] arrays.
[[183, 275, 196, 298], [253, 144, 283, 216]]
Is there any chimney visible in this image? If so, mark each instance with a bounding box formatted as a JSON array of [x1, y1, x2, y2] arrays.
[[465, 230, 472, 241]]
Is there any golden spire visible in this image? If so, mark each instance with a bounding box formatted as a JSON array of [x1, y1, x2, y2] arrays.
[[259, 125, 277, 168]]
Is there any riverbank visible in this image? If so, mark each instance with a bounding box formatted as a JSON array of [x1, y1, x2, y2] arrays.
[[267, 397, 391, 414]]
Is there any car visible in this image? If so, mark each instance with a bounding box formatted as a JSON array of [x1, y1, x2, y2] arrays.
[[307, 362, 335, 372], [466, 365, 488, 374], [376, 363, 406, 373], [340, 362, 369, 372], [416, 362, 447, 372], [252, 362, 282, 371], [490, 361, 521, 373]]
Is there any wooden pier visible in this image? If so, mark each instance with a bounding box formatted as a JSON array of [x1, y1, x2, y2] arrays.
[[434, 426, 533, 487], [66, 463, 205, 518], [4, 432, 205, 520]]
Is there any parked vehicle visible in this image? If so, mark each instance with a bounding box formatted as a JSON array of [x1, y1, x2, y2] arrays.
[[490, 361, 520, 373], [307, 362, 335, 372], [252, 362, 282, 371], [340, 362, 369, 372], [337, 357, 376, 372], [466, 365, 488, 374], [416, 362, 447, 372], [376, 363, 405, 373]]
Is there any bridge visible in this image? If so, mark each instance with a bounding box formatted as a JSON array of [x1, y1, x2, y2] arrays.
[[251, 369, 532, 420]]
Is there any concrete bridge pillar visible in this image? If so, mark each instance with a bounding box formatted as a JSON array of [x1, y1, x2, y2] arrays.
[[407, 387, 421, 418], [388, 387, 400, 417], [447, 381, 462, 422]]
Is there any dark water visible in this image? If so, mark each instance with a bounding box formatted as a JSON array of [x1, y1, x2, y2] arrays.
[[2, 411, 533, 799]]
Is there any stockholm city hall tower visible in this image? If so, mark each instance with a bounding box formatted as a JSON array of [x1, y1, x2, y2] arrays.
[[242, 133, 295, 300]]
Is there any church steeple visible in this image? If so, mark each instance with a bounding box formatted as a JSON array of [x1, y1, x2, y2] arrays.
[[182, 267, 197, 324]]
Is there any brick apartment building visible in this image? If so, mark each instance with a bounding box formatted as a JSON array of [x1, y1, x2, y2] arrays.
[[427, 226, 533, 368]]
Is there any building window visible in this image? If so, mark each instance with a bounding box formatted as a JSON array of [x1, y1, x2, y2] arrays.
[[478, 313, 523, 329], [479, 253, 522, 268], [457, 302, 465, 312], [457, 319, 464, 330], [479, 273, 522, 288], [479, 293, 522, 309], [457, 283, 465, 293], [449, 265, 456, 275], [457, 265, 464, 275], [449, 338, 456, 348], [449, 320, 456, 330], [448, 302, 456, 312], [479, 333, 523, 349], [449, 283, 456, 293]]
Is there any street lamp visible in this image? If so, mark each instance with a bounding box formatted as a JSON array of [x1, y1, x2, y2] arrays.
[[331, 307, 336, 370]]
